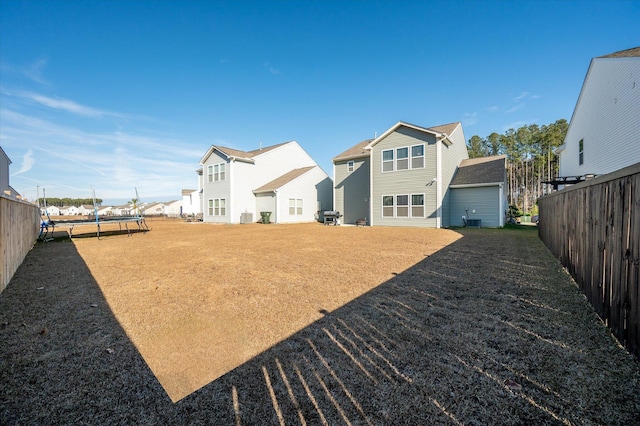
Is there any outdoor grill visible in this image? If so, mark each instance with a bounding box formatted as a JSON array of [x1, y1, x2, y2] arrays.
[[323, 211, 342, 225]]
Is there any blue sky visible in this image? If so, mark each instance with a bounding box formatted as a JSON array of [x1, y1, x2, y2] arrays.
[[1, 0, 638, 205]]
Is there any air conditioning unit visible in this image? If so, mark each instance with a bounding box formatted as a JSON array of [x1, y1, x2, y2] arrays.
[[240, 212, 253, 224]]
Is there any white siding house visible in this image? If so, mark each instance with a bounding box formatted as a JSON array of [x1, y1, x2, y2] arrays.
[[0, 146, 20, 200], [163, 200, 182, 217], [182, 168, 203, 217], [45, 205, 61, 216], [0, 147, 10, 197], [558, 46, 640, 179], [199, 141, 332, 224]]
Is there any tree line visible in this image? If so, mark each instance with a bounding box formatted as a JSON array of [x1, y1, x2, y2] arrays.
[[466, 119, 568, 216], [38, 198, 103, 208]]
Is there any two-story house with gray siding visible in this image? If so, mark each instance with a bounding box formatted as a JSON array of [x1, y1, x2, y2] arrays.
[[334, 121, 507, 228], [199, 141, 332, 224]]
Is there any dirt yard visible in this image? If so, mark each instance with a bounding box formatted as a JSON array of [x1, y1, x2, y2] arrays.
[[1, 219, 639, 424], [66, 219, 463, 402]]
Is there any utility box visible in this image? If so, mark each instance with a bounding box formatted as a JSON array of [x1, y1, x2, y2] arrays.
[[240, 212, 253, 224], [467, 219, 481, 228]]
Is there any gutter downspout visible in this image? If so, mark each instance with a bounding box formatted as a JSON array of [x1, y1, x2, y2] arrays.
[[274, 189, 278, 224], [369, 149, 374, 226], [436, 135, 444, 228]]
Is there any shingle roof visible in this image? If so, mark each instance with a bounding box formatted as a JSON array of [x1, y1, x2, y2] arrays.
[[332, 139, 373, 162], [214, 141, 291, 160], [598, 46, 640, 58], [428, 122, 460, 135], [451, 155, 506, 186], [181, 189, 196, 196], [253, 166, 316, 193], [333, 122, 461, 163]]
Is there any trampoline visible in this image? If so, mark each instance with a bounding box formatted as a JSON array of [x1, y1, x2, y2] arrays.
[[40, 215, 149, 239], [37, 187, 151, 240]]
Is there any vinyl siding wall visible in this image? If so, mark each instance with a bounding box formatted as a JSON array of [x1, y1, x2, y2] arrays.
[[277, 167, 331, 223], [202, 150, 231, 223], [334, 157, 370, 224], [203, 141, 319, 223], [371, 127, 438, 227], [559, 58, 640, 177], [450, 186, 502, 227], [439, 125, 469, 227]]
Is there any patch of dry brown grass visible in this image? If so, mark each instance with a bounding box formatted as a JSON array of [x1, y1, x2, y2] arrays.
[[3, 220, 639, 424], [71, 219, 462, 401]]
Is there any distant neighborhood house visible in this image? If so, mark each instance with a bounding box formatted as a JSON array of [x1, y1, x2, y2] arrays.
[[0, 146, 21, 200], [199, 141, 333, 224], [333, 121, 507, 228]]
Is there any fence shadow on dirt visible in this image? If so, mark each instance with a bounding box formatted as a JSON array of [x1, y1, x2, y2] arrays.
[[1, 228, 639, 424]]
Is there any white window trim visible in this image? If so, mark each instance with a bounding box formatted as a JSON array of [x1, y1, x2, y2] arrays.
[[288, 198, 303, 216], [410, 144, 425, 169], [381, 149, 394, 173], [381, 144, 425, 173], [396, 147, 409, 171], [382, 195, 394, 217], [347, 160, 355, 173], [213, 162, 226, 182], [411, 193, 425, 218], [209, 198, 226, 216], [207, 165, 214, 182], [396, 194, 409, 217], [381, 193, 425, 218]]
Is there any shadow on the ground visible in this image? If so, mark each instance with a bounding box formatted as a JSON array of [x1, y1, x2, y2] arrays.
[[1, 228, 638, 424]]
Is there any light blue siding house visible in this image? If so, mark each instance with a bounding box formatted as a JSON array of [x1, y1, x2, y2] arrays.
[[449, 155, 507, 228], [333, 121, 507, 228]]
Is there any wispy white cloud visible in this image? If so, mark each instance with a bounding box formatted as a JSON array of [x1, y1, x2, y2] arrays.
[[15, 91, 123, 118], [1, 103, 201, 201], [502, 120, 529, 131], [264, 62, 282, 75], [505, 103, 525, 114], [462, 111, 478, 126], [12, 149, 35, 175], [24, 58, 49, 85], [513, 91, 530, 102], [486, 106, 499, 113]]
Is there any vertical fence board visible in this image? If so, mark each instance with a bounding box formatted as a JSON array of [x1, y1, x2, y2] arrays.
[[0, 196, 40, 294], [627, 173, 640, 355], [539, 163, 640, 359]]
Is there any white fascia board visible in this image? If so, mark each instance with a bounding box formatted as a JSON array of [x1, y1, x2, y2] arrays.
[[332, 152, 370, 163], [450, 182, 502, 189], [365, 121, 444, 150], [199, 146, 227, 165]]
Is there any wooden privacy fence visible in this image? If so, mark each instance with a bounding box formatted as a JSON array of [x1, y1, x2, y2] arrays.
[[538, 163, 639, 358], [0, 196, 40, 294]]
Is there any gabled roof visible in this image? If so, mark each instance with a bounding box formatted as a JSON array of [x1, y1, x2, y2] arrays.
[[558, 46, 640, 153], [450, 155, 506, 186], [199, 141, 293, 164], [253, 166, 316, 194], [598, 46, 640, 58], [0, 146, 11, 163], [366, 121, 461, 150], [332, 139, 373, 162]]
